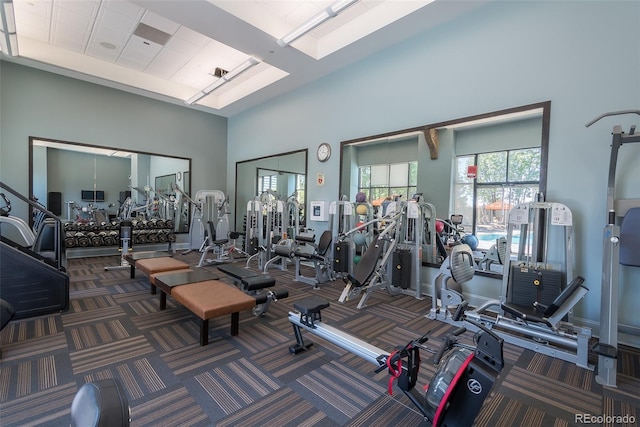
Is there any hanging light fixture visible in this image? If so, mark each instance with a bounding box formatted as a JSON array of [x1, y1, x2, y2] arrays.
[[0, 0, 19, 57], [277, 0, 359, 48], [185, 57, 260, 105]]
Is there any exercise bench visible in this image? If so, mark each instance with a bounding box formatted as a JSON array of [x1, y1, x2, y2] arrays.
[[216, 264, 286, 316], [149, 269, 220, 309], [134, 257, 190, 294], [171, 280, 258, 345], [123, 251, 177, 279]]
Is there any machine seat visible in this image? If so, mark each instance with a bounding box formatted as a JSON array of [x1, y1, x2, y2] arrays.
[[294, 296, 330, 315], [501, 276, 586, 326]]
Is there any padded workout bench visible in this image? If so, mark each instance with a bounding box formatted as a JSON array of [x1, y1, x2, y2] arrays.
[[216, 264, 286, 316], [123, 252, 177, 279], [134, 257, 190, 294], [171, 280, 257, 345], [149, 269, 220, 309], [216, 264, 274, 289]]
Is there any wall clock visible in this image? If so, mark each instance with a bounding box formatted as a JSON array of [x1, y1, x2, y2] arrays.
[[317, 143, 331, 162]]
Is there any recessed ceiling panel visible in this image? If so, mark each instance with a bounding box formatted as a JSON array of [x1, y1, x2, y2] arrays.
[[9, 0, 484, 115]]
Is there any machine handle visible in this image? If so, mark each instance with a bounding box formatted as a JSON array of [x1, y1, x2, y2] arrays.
[[434, 327, 466, 364]]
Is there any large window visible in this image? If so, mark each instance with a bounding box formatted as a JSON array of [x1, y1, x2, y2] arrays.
[[257, 173, 305, 205], [358, 161, 418, 203], [454, 148, 540, 250], [259, 174, 278, 193]]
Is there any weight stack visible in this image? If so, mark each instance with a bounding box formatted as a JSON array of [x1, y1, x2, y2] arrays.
[[509, 266, 562, 307], [392, 248, 412, 289], [333, 241, 350, 272]]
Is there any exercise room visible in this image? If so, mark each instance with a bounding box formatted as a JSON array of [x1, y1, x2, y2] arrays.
[[1, 1, 638, 426]]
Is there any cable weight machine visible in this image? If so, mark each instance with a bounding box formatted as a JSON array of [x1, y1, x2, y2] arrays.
[[586, 110, 640, 387]]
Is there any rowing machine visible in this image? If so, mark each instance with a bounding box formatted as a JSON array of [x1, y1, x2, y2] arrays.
[[288, 297, 504, 426]]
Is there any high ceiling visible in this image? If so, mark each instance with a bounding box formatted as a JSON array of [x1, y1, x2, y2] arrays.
[[2, 0, 488, 117]]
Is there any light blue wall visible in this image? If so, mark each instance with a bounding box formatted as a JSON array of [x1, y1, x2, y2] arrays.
[[228, 1, 640, 330], [0, 62, 228, 229]]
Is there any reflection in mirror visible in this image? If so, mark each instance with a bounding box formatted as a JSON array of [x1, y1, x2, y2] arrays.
[[29, 137, 192, 234], [235, 150, 308, 237], [339, 101, 550, 276]]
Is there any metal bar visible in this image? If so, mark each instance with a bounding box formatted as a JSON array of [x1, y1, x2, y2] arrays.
[[288, 311, 386, 366]]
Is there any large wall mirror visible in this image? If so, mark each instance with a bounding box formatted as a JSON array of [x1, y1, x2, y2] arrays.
[[339, 101, 550, 276], [29, 137, 192, 233], [235, 149, 308, 232]]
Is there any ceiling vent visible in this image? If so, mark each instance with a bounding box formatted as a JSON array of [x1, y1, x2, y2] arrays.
[[133, 22, 172, 46]]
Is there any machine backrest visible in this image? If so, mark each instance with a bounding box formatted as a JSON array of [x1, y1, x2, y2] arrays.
[[620, 207, 640, 267], [317, 230, 332, 256], [350, 236, 384, 286], [207, 220, 217, 241]]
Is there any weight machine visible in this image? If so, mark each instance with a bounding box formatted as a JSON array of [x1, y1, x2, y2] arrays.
[[104, 220, 133, 271], [285, 191, 304, 241], [182, 189, 229, 256], [329, 198, 356, 278], [288, 296, 504, 426], [337, 197, 437, 309], [338, 210, 401, 308], [586, 110, 640, 387], [429, 202, 593, 370], [245, 190, 289, 271]]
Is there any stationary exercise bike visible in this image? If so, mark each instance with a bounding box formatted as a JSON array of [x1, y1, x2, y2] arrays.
[[289, 296, 504, 426]]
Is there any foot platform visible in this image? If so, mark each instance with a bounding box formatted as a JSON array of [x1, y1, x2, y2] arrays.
[[592, 342, 618, 359]]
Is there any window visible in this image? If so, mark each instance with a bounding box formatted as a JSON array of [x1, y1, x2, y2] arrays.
[[257, 172, 305, 205], [358, 161, 417, 203], [259, 174, 278, 193], [295, 174, 306, 206], [453, 148, 541, 250]]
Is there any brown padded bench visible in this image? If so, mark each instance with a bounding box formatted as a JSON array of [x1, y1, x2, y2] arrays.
[[135, 257, 190, 294], [123, 251, 176, 279], [171, 280, 257, 345], [149, 269, 220, 309]]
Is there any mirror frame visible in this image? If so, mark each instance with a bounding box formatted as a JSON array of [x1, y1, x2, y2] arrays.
[[234, 149, 308, 231], [28, 136, 192, 232], [338, 101, 551, 270]]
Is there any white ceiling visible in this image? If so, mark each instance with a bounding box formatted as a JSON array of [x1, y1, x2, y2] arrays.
[[4, 0, 489, 117]]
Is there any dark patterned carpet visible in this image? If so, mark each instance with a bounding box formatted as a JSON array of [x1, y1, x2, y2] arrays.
[[0, 252, 638, 426]]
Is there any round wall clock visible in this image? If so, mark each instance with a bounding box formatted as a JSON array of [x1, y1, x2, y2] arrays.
[[317, 143, 331, 162]]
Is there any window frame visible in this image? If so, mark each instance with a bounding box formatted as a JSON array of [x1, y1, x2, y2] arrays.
[[454, 147, 541, 250]]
